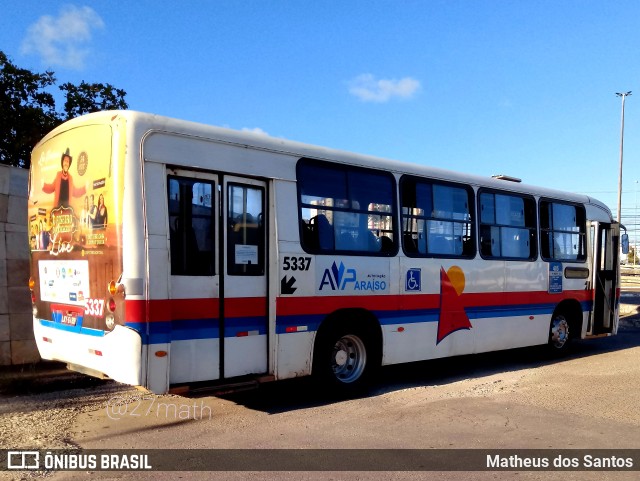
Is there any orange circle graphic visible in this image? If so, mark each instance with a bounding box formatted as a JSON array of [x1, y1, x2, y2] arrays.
[[447, 266, 466, 295]]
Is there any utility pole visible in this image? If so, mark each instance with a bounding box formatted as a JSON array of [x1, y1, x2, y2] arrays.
[[616, 91, 632, 224]]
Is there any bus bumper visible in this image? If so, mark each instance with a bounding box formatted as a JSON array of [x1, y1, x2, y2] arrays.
[[33, 318, 143, 386]]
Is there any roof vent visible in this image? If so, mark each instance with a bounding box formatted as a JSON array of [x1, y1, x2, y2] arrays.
[[491, 174, 522, 183]]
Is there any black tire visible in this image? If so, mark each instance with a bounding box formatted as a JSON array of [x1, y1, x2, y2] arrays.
[[547, 311, 571, 355], [312, 319, 380, 397]]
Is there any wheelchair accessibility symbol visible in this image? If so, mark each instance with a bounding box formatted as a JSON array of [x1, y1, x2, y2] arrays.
[[406, 268, 421, 292]]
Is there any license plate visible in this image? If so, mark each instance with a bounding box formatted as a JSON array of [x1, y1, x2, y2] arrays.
[[61, 313, 77, 326]]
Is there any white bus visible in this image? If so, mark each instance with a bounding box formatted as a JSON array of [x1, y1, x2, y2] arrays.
[[28, 111, 624, 395]]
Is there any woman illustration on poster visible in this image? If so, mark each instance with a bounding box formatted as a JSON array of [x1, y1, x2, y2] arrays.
[[93, 193, 108, 229], [80, 196, 90, 229]]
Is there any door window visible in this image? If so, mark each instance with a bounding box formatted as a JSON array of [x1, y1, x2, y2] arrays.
[[227, 184, 265, 276], [168, 176, 215, 276]]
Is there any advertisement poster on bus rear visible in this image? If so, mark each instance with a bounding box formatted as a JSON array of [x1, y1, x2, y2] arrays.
[[28, 123, 124, 305]]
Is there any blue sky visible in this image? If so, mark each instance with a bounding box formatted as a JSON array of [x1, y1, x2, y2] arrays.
[[3, 1, 640, 226]]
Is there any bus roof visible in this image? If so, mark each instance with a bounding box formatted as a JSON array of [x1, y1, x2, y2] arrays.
[[35, 110, 613, 220]]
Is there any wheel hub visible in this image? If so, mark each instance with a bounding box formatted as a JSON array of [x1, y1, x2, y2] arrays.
[[551, 317, 569, 349], [331, 334, 367, 384], [334, 349, 348, 367]]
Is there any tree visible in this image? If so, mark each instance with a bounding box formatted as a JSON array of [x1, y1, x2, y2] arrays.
[[0, 51, 128, 169], [60, 81, 127, 121], [0, 51, 59, 168]]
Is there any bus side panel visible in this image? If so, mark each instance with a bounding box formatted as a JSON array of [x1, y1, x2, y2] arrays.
[[472, 260, 550, 352], [120, 117, 149, 388], [143, 162, 171, 393], [273, 180, 315, 379]]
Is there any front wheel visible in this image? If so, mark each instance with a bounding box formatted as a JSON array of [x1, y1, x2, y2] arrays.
[[547, 312, 571, 354], [313, 321, 379, 396]]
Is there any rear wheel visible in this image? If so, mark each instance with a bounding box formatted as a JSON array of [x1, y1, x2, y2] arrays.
[[313, 319, 380, 396], [331, 333, 367, 384]]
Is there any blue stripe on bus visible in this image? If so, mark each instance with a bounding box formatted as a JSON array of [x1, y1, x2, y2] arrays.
[[276, 300, 595, 334], [125, 317, 268, 344], [39, 319, 104, 337]]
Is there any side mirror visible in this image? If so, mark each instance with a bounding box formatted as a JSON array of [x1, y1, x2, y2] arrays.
[[621, 233, 630, 255]]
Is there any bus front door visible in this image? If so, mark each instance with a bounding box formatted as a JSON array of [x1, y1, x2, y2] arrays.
[[589, 222, 620, 336], [166, 170, 268, 385], [221, 176, 268, 378]]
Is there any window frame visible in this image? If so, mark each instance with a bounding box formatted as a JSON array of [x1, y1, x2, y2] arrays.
[[296, 157, 398, 257], [477, 188, 538, 261], [399, 175, 476, 259]]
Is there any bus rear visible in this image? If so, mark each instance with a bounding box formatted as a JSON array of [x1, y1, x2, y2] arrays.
[[28, 115, 141, 385]]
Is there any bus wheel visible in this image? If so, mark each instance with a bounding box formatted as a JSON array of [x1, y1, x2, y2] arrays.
[[548, 312, 571, 353], [313, 321, 378, 396], [332, 333, 367, 384]]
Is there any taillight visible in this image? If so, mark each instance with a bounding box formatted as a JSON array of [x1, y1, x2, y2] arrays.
[[107, 298, 117, 313]]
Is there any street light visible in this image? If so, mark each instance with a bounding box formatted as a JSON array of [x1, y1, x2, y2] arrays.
[[616, 91, 632, 224], [635, 180, 638, 267]]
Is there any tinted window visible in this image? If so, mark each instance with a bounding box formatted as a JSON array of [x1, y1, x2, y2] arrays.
[[479, 191, 537, 260], [168, 176, 215, 276], [227, 184, 265, 276], [540, 200, 586, 262], [297, 159, 396, 255], [401, 177, 475, 257]]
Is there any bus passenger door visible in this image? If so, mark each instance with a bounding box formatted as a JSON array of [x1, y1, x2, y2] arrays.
[[589, 222, 619, 335], [222, 176, 268, 378], [166, 169, 220, 384]]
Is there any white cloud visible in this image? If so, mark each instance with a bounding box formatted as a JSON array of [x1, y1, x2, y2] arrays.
[[21, 5, 105, 70], [242, 127, 270, 136], [348, 74, 421, 103]]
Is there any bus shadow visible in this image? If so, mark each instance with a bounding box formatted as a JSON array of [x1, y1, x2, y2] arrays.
[[219, 319, 640, 414], [0, 362, 111, 397]]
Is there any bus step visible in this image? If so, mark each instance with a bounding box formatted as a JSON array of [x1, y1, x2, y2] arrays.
[[169, 375, 276, 396]]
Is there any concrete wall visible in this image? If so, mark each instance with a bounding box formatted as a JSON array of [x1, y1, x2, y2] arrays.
[[0, 164, 39, 365]]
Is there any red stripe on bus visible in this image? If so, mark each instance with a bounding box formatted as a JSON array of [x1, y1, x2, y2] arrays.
[[126, 289, 593, 323], [225, 297, 267, 317], [125, 297, 265, 323], [276, 295, 405, 316], [462, 289, 592, 307]]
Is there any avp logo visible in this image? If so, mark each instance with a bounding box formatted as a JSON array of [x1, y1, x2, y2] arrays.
[[318, 261, 387, 292], [319, 261, 356, 291]]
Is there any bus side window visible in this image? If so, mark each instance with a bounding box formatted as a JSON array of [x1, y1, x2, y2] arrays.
[[540, 200, 586, 262], [478, 190, 536, 260], [400, 176, 475, 258], [297, 158, 396, 256]]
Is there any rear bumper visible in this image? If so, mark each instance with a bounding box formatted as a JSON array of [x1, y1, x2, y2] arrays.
[[33, 318, 143, 386]]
